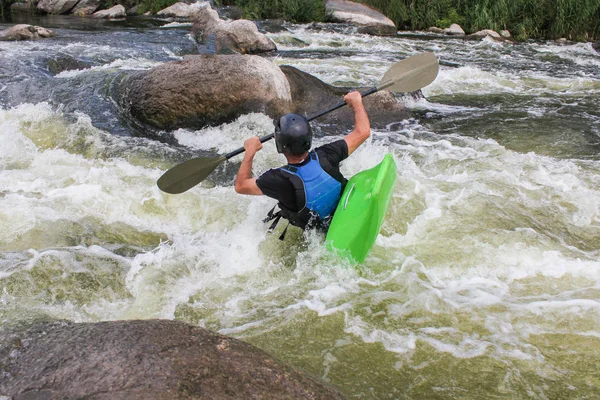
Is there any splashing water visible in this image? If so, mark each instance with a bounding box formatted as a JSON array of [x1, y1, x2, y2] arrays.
[[1, 18, 600, 399]]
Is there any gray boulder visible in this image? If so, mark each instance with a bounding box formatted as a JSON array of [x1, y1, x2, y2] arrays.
[[593, 41, 600, 53], [157, 1, 209, 19], [444, 23, 465, 35], [466, 29, 503, 41], [325, 0, 396, 36], [71, 0, 101, 16], [47, 54, 93, 75], [92, 4, 126, 19], [36, 0, 78, 14], [0, 24, 55, 41], [427, 27, 444, 34], [191, 6, 276, 54], [281, 65, 412, 134], [10, 1, 39, 13], [0, 319, 347, 399], [121, 54, 292, 130]]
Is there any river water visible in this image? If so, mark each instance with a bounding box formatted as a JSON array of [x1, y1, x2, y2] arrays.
[[1, 15, 600, 399]]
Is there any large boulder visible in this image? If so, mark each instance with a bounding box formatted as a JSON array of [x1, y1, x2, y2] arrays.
[[281, 65, 412, 134], [36, 0, 78, 14], [0, 24, 55, 41], [191, 5, 276, 54], [0, 319, 347, 399], [325, 0, 396, 36], [121, 54, 292, 130]]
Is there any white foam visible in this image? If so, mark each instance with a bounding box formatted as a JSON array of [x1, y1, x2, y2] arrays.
[[55, 58, 164, 78]]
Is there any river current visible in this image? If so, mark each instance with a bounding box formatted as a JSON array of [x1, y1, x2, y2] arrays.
[[1, 15, 600, 399]]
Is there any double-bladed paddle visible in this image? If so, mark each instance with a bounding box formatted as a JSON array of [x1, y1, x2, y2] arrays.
[[157, 52, 439, 194]]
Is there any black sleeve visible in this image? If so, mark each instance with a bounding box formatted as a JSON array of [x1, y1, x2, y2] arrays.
[[256, 169, 299, 211], [316, 139, 349, 166]]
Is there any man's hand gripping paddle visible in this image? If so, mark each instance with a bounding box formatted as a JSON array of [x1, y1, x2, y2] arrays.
[[157, 52, 439, 194]]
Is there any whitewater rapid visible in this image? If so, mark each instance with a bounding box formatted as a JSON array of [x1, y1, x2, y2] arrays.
[[1, 18, 600, 398]]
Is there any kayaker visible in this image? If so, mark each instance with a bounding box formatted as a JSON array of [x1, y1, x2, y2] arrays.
[[235, 91, 370, 236]]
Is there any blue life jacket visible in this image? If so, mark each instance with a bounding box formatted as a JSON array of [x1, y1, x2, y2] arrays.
[[280, 151, 342, 220]]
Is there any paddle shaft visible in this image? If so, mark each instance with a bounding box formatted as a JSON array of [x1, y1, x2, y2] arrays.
[[223, 86, 379, 160]]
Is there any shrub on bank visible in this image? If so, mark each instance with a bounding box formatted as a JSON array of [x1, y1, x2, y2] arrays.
[[215, 0, 326, 23], [359, 0, 600, 40]]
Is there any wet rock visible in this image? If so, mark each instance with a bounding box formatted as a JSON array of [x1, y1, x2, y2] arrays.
[[127, 5, 141, 16], [281, 65, 411, 134], [466, 29, 502, 41], [500, 30, 512, 39], [10, 1, 40, 13], [325, 0, 396, 36], [121, 54, 291, 130], [593, 41, 600, 53], [0, 319, 347, 399], [273, 35, 309, 48], [46, 55, 92, 75], [444, 23, 465, 36], [555, 38, 568, 44], [92, 4, 126, 19], [217, 5, 243, 20], [427, 27, 444, 34], [255, 19, 288, 34], [0, 24, 55, 41], [36, 0, 78, 14], [156, 1, 208, 19], [70, 0, 101, 16], [191, 5, 276, 54]]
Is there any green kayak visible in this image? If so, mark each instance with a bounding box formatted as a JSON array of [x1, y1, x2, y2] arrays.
[[326, 153, 397, 263]]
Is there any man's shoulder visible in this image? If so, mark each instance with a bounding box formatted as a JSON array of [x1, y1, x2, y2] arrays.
[[257, 168, 285, 184], [316, 139, 347, 152], [315, 139, 348, 162]]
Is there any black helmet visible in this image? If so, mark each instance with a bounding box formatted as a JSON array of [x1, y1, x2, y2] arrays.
[[274, 113, 312, 156]]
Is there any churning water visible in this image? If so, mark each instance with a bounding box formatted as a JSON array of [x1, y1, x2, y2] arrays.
[[1, 15, 600, 399]]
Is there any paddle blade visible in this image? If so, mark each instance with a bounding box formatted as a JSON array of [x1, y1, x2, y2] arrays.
[[378, 52, 439, 93], [157, 156, 226, 194]]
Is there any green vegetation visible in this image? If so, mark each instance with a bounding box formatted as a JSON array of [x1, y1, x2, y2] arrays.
[[216, 0, 326, 23], [359, 0, 600, 40], [2, 0, 598, 41]]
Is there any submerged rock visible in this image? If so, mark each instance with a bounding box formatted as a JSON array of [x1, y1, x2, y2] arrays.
[[325, 0, 396, 36], [0, 24, 55, 41], [46, 54, 92, 75], [121, 54, 291, 130], [0, 319, 347, 399]]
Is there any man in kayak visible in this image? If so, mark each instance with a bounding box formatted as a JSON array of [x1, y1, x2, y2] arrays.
[[235, 91, 370, 234]]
